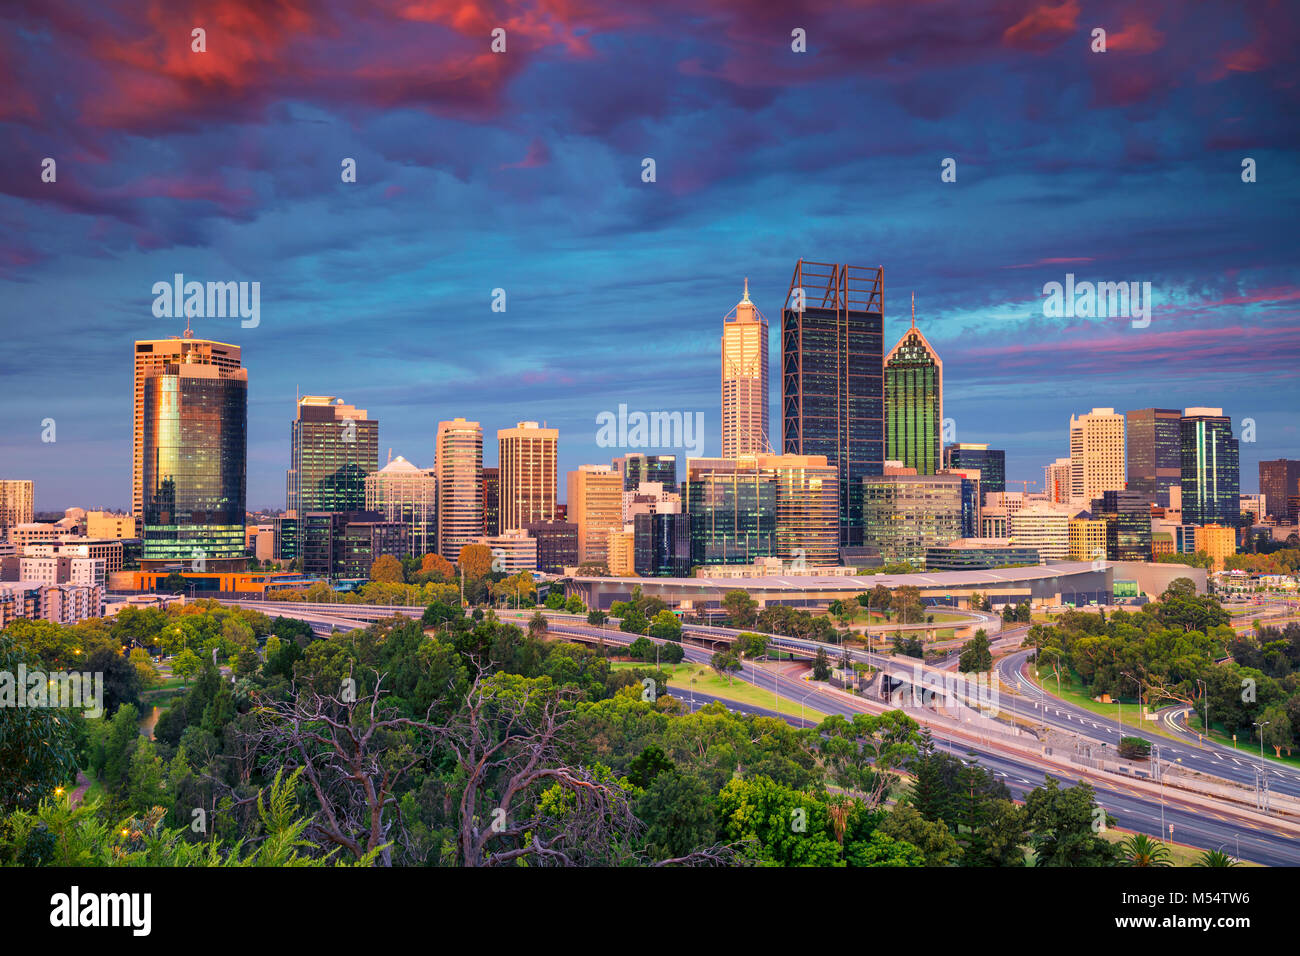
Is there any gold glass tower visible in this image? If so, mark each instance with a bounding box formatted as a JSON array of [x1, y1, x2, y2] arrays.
[[721, 278, 770, 458]]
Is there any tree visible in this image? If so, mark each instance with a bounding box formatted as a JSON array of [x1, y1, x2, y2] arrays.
[[637, 771, 716, 862], [0, 637, 80, 811], [1023, 777, 1119, 867], [419, 553, 455, 581], [958, 629, 993, 673], [1117, 736, 1151, 760], [880, 804, 961, 866], [812, 647, 832, 681], [528, 611, 548, 640], [457, 544, 494, 581], [421, 600, 461, 628], [1194, 849, 1239, 867], [1260, 703, 1292, 757], [587, 610, 608, 627], [1119, 833, 1172, 867], [811, 711, 923, 809], [368, 555, 404, 583], [172, 647, 202, 684], [648, 609, 682, 642], [721, 590, 758, 628], [709, 650, 741, 684]]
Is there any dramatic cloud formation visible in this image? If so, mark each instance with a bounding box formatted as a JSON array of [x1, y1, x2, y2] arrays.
[[1, 0, 1297, 507]]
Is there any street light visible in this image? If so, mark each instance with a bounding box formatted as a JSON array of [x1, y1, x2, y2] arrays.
[[1195, 678, 1208, 738], [1253, 720, 1270, 765]]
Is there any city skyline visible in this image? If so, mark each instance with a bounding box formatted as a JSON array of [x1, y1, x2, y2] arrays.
[[2, 1, 1296, 509]]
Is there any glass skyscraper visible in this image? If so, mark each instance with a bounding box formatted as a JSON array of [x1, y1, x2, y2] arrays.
[[1126, 408, 1181, 506], [684, 458, 776, 565], [781, 260, 884, 546], [140, 354, 248, 568], [616, 453, 677, 492], [944, 443, 1006, 494], [861, 473, 963, 567], [1092, 490, 1153, 561], [1180, 409, 1239, 526], [884, 300, 942, 475], [288, 395, 379, 556]]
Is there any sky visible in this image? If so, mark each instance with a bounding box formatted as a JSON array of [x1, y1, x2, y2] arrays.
[[2, 0, 1297, 511]]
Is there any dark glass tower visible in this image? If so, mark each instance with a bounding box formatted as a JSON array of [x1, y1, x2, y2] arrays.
[[482, 467, 500, 536], [943, 444, 1006, 494], [1092, 490, 1153, 561], [288, 396, 379, 552], [884, 297, 942, 475], [781, 260, 884, 547], [1126, 408, 1181, 506], [617, 454, 677, 491], [683, 458, 776, 565], [141, 360, 248, 567], [1180, 409, 1239, 526]]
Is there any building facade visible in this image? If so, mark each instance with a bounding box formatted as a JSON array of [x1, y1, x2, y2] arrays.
[[1180, 408, 1239, 526], [481, 467, 500, 536], [1259, 460, 1300, 522], [1126, 408, 1182, 506], [364, 456, 437, 558], [1069, 408, 1126, 505], [861, 473, 963, 567], [884, 301, 942, 475], [721, 279, 770, 458], [683, 457, 777, 566], [1092, 490, 1153, 562], [436, 418, 483, 559], [524, 521, 579, 574], [0, 481, 35, 538], [498, 421, 558, 531], [1008, 504, 1071, 563], [567, 465, 624, 567], [288, 395, 379, 554], [140, 346, 248, 569], [945, 444, 1006, 495], [781, 260, 884, 546], [614, 454, 677, 492], [633, 512, 691, 577]]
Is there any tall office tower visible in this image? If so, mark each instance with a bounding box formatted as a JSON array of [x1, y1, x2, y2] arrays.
[[1126, 408, 1182, 506], [1044, 458, 1072, 504], [760, 454, 840, 567], [287, 396, 379, 555], [613, 453, 677, 492], [436, 418, 483, 558], [1259, 460, 1300, 521], [944, 443, 1006, 494], [721, 278, 770, 458], [133, 335, 242, 518], [0, 480, 35, 538], [498, 421, 558, 530], [567, 465, 624, 567], [139, 343, 248, 569], [942, 468, 982, 538], [861, 473, 963, 567], [884, 294, 942, 475], [781, 260, 884, 546], [1091, 490, 1153, 562], [633, 512, 691, 577], [364, 455, 438, 558], [1069, 408, 1126, 505], [683, 457, 777, 565], [481, 467, 500, 536], [1180, 408, 1239, 526]]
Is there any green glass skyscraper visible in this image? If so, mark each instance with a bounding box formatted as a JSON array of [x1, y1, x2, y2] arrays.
[[884, 294, 942, 474], [1180, 408, 1239, 526]]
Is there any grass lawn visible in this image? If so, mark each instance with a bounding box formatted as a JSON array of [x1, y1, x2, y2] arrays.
[[609, 661, 829, 722], [1094, 828, 1262, 867]]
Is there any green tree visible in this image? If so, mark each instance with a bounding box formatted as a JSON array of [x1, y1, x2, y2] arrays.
[[721, 589, 758, 628], [0, 637, 80, 810], [709, 650, 741, 684], [812, 646, 832, 681], [172, 647, 201, 684], [648, 609, 682, 642], [880, 804, 961, 866], [1119, 833, 1172, 867], [637, 771, 716, 862], [958, 629, 993, 673], [1023, 777, 1119, 867]]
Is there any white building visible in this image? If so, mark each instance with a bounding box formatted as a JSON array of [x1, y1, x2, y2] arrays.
[[366, 455, 438, 558]]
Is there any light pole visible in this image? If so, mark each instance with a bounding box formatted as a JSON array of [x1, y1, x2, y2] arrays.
[[1196, 677, 1208, 738], [1254, 720, 1270, 765]]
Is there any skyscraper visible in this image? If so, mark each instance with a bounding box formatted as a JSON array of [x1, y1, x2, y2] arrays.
[[781, 260, 884, 546], [481, 467, 500, 536], [721, 278, 770, 458], [683, 457, 776, 566], [1069, 408, 1126, 505], [1180, 408, 1239, 526], [613, 454, 676, 492], [138, 336, 248, 569], [1044, 457, 1072, 504], [436, 418, 483, 558], [287, 396, 379, 554], [1126, 408, 1181, 506], [1259, 460, 1300, 521], [1091, 490, 1153, 562], [861, 473, 963, 567], [133, 336, 242, 518], [364, 455, 438, 558], [0, 480, 34, 537], [884, 294, 942, 475], [567, 465, 624, 567], [945, 443, 1006, 494], [498, 421, 558, 530]]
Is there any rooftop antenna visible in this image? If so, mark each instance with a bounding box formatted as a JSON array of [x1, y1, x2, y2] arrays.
[[183, 311, 194, 338], [911, 291, 916, 329], [387, 448, 393, 464], [742, 277, 750, 303]]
